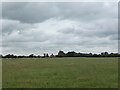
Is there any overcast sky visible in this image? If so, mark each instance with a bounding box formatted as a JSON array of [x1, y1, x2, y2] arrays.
[[1, 2, 118, 55]]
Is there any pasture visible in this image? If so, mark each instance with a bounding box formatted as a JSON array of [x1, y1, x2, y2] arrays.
[[2, 57, 118, 88]]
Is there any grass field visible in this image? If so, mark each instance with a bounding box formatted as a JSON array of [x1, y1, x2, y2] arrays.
[[2, 57, 118, 88]]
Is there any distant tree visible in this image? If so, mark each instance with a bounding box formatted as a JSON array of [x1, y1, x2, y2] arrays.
[[101, 52, 109, 57], [3, 54, 15, 58], [104, 52, 108, 55], [43, 53, 46, 57], [37, 55, 41, 58], [57, 50, 66, 57], [29, 54, 34, 58], [50, 54, 54, 58], [93, 54, 99, 57], [77, 53, 83, 57], [101, 52, 104, 55], [89, 53, 92, 55], [66, 51, 77, 57], [46, 53, 49, 57], [87, 53, 92, 57], [43, 53, 49, 57]]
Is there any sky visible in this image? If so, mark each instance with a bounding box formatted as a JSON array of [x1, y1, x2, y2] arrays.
[[1, 2, 118, 55]]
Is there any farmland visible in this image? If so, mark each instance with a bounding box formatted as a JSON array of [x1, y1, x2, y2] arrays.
[[2, 57, 118, 88]]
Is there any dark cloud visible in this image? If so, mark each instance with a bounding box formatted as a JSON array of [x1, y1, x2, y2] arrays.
[[2, 2, 117, 23], [2, 2, 60, 23]]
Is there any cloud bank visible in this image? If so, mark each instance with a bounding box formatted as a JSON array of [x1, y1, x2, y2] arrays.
[[2, 2, 118, 55]]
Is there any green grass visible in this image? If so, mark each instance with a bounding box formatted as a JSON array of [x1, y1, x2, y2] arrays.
[[2, 57, 118, 88]]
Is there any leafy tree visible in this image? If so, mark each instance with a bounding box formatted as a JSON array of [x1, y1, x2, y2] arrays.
[[57, 50, 66, 57], [46, 53, 49, 57], [50, 54, 54, 58], [66, 51, 77, 57], [29, 54, 34, 58]]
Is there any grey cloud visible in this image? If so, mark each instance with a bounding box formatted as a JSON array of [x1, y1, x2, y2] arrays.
[[2, 2, 118, 55], [2, 19, 34, 35], [2, 2, 60, 23], [109, 34, 118, 40], [58, 18, 117, 40]]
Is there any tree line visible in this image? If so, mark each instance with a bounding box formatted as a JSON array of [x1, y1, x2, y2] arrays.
[[56, 51, 120, 57], [0, 50, 120, 58]]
